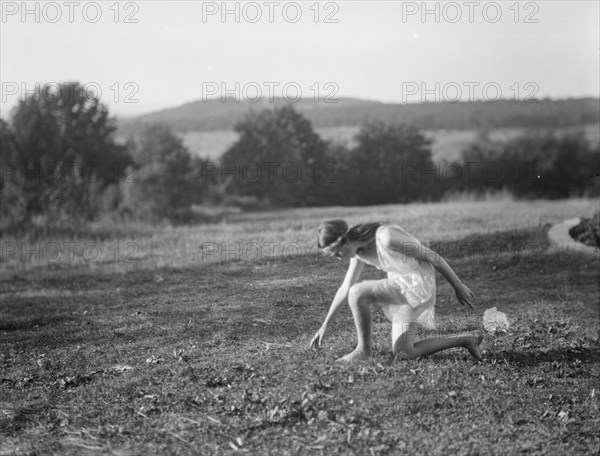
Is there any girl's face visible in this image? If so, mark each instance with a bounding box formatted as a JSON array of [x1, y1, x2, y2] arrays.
[[326, 240, 355, 260]]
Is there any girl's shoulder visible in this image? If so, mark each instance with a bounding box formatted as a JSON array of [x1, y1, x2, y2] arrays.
[[376, 223, 416, 245]]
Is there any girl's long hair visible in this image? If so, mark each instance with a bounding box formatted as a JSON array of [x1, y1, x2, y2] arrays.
[[347, 222, 385, 243], [317, 219, 385, 249]]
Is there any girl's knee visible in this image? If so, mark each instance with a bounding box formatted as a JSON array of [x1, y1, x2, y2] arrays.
[[348, 283, 373, 305], [393, 336, 418, 358]]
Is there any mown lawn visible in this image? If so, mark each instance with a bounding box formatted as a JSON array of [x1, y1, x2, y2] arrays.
[[1, 201, 599, 455]]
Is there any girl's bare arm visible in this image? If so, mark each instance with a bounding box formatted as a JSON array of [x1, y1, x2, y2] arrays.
[[324, 257, 365, 325], [310, 257, 365, 349], [378, 226, 474, 310]]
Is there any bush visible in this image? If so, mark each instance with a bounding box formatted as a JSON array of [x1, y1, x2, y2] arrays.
[[569, 212, 600, 247]]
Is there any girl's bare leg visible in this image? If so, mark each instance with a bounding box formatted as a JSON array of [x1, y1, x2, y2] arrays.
[[336, 284, 484, 362], [337, 282, 377, 362], [393, 320, 483, 361]]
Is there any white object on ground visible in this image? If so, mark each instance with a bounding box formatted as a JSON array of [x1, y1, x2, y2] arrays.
[[482, 307, 509, 333]]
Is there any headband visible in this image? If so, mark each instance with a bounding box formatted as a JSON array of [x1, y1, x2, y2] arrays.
[[319, 234, 347, 255]]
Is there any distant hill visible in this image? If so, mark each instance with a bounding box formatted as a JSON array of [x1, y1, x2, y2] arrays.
[[117, 97, 599, 137]]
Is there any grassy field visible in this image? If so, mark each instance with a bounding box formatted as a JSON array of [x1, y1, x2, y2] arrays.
[[2, 199, 598, 276], [1, 199, 599, 455]]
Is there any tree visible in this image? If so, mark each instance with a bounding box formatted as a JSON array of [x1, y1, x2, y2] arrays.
[[222, 105, 331, 207], [123, 123, 202, 221], [0, 118, 28, 231], [5, 82, 131, 225], [344, 123, 435, 205]]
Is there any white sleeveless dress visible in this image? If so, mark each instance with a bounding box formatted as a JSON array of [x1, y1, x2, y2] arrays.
[[356, 224, 437, 330]]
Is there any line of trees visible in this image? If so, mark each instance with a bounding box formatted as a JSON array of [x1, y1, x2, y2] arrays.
[[219, 105, 598, 206], [455, 133, 599, 199], [1, 82, 598, 233], [220, 108, 441, 207]]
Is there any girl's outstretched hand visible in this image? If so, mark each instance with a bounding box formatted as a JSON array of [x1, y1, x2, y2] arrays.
[[310, 326, 327, 350], [454, 283, 474, 311]]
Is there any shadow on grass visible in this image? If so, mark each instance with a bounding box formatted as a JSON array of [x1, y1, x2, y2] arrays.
[[427, 225, 551, 260], [496, 346, 599, 366], [0, 314, 75, 332]]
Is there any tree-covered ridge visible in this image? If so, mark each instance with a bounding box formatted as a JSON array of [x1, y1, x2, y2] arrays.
[[118, 97, 600, 135]]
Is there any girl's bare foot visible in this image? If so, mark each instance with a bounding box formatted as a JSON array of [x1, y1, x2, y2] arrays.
[[336, 348, 371, 362], [466, 331, 484, 362]]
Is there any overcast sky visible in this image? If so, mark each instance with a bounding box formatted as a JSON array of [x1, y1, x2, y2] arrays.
[[1, 1, 598, 117]]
